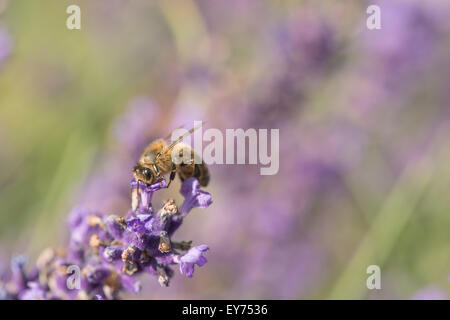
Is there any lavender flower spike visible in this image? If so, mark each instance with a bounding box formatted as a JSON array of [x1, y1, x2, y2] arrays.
[[0, 176, 213, 299]]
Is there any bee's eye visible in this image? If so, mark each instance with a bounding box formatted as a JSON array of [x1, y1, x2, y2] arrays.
[[142, 168, 152, 180]]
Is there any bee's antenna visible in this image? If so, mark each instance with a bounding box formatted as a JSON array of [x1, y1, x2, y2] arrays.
[[163, 123, 187, 141]]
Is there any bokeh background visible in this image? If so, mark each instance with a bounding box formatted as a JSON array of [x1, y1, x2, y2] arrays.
[[1, 0, 450, 299]]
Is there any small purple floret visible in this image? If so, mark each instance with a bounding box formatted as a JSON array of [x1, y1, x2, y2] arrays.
[[179, 178, 213, 216], [179, 245, 209, 278]]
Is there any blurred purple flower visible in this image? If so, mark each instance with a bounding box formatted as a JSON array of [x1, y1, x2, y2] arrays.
[[363, 0, 441, 80], [351, 0, 447, 117], [245, 10, 336, 128]]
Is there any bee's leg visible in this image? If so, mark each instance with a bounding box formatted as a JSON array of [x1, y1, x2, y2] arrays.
[[167, 163, 177, 188], [155, 172, 165, 187]]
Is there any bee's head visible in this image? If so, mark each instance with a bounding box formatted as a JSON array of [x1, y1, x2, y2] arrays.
[[133, 164, 154, 185]]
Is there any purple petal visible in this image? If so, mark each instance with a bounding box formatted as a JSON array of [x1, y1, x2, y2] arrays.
[[179, 178, 212, 216], [179, 245, 209, 278]]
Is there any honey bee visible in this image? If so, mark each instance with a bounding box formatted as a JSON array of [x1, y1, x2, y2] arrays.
[[133, 123, 210, 190]]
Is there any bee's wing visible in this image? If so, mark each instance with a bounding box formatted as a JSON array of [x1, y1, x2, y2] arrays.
[[140, 139, 166, 164], [157, 122, 205, 159]]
